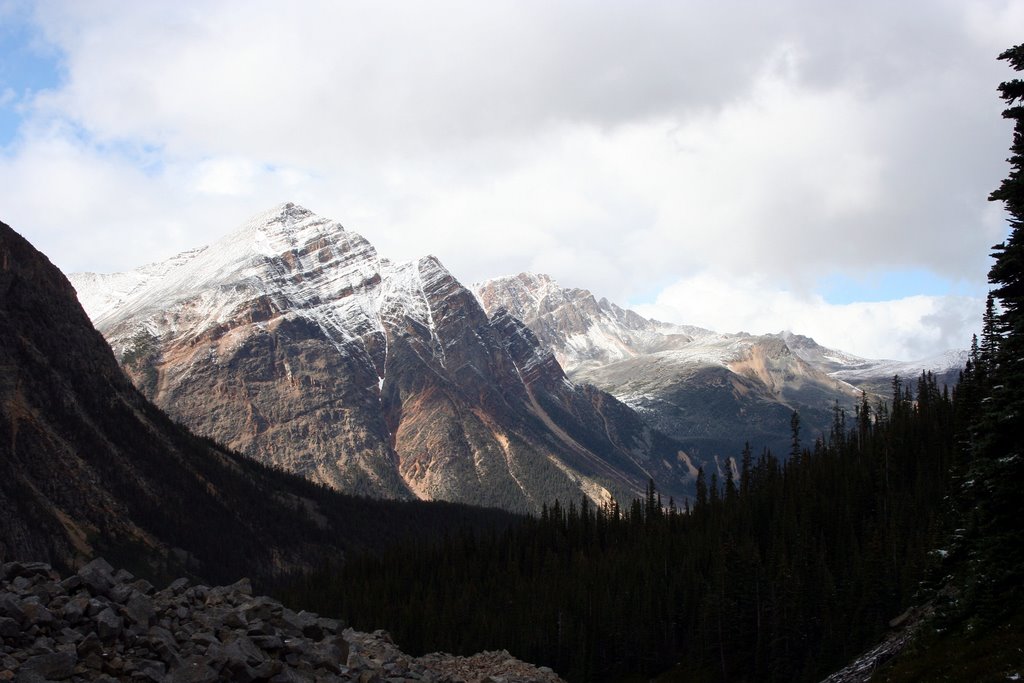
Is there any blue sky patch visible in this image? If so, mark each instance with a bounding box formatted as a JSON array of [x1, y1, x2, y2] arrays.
[[819, 269, 986, 305], [0, 9, 62, 146]]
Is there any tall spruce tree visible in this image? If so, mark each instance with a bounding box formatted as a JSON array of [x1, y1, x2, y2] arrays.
[[988, 44, 1024, 379], [964, 42, 1024, 624]]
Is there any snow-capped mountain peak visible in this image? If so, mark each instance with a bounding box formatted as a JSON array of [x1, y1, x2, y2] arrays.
[[475, 272, 685, 372], [474, 271, 966, 465], [72, 203, 388, 350], [69, 205, 696, 513]]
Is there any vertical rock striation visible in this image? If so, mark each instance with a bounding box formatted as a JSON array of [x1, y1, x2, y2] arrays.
[[71, 205, 697, 511]]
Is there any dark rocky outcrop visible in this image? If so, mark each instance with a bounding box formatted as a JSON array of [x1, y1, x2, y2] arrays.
[[1, 217, 344, 578], [0, 559, 565, 682]]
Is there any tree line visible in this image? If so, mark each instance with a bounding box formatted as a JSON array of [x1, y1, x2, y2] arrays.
[[283, 371, 960, 682]]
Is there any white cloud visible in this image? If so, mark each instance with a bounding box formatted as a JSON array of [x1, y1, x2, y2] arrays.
[[1, 0, 1017, 359], [634, 272, 982, 360], [193, 158, 261, 197], [964, 1, 1024, 50]]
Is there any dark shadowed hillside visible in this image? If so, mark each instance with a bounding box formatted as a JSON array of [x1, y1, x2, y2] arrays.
[[0, 219, 519, 587]]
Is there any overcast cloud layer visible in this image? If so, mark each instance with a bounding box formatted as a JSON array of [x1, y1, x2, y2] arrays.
[[1, 0, 1019, 360]]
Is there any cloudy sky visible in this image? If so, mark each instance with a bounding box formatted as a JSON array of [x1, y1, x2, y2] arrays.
[[1, 1, 1019, 360]]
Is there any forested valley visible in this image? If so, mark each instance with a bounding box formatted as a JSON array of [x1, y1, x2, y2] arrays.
[[284, 372, 964, 681], [282, 45, 1024, 682]]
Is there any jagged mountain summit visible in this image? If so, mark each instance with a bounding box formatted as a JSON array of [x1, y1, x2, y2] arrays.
[[474, 272, 858, 460], [71, 204, 697, 512], [1, 216, 524, 581], [474, 273, 700, 372], [475, 273, 964, 462]]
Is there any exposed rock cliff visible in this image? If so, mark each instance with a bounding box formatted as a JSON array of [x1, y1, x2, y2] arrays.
[[71, 205, 697, 511]]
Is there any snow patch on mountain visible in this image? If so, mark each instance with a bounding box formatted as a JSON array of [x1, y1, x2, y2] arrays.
[[69, 204, 703, 510], [71, 203, 458, 367], [830, 349, 969, 383], [476, 273, 966, 394]]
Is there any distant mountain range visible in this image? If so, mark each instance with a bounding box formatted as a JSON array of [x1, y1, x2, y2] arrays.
[[475, 272, 966, 463], [69, 205, 966, 512], [70, 204, 696, 512]]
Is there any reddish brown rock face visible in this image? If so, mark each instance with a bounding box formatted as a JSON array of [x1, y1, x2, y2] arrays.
[[0, 219, 360, 577], [72, 205, 696, 513]]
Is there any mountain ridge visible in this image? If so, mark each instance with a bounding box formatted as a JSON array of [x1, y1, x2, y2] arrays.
[[70, 205, 698, 512], [68, 206, 966, 511], [475, 272, 966, 462], [0, 216, 520, 584]]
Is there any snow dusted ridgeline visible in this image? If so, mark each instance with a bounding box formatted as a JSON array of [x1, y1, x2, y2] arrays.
[[475, 274, 967, 399], [778, 331, 968, 398], [474, 272, 708, 373], [476, 273, 970, 464], [830, 350, 968, 396], [73, 204, 387, 356], [73, 204, 412, 499], [70, 204, 698, 512]]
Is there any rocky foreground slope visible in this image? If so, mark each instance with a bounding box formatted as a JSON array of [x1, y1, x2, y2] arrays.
[[0, 558, 564, 682], [71, 204, 697, 511]]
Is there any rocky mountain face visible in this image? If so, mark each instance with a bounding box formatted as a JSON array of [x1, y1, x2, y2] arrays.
[[782, 331, 967, 397], [476, 273, 946, 463], [474, 273, 692, 372], [0, 559, 564, 683], [71, 205, 697, 511], [1, 217, 323, 578], [0, 218, 517, 584]]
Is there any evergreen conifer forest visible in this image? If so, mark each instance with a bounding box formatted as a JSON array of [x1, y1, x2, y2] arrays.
[[281, 45, 1024, 682]]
